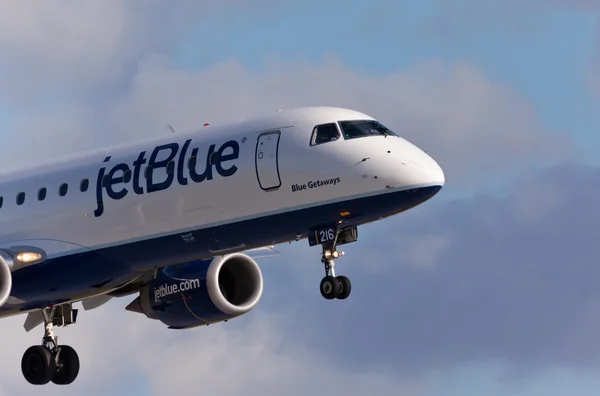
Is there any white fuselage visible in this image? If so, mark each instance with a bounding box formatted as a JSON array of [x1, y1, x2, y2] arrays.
[[0, 107, 444, 259]]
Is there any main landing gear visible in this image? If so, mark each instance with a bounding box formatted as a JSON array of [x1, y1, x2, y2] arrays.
[[310, 225, 358, 300], [21, 305, 80, 386]]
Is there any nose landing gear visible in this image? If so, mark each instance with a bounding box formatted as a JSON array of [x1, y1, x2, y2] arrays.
[[310, 225, 358, 300], [319, 245, 352, 300]]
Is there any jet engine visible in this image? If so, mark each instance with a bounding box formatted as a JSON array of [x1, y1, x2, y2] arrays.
[[0, 251, 13, 308], [126, 253, 263, 329]]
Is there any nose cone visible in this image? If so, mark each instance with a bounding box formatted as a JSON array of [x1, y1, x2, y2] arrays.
[[396, 138, 445, 189], [401, 148, 444, 204], [419, 151, 445, 188], [377, 139, 445, 192]]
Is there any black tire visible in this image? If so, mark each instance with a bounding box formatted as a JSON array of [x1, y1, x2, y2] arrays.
[[320, 276, 341, 299], [21, 345, 56, 385], [52, 345, 80, 385], [336, 276, 352, 300]]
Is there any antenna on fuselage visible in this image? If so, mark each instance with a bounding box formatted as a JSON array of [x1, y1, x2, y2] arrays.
[[167, 124, 177, 134]]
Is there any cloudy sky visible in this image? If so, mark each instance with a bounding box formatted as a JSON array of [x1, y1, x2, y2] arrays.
[[0, 1, 599, 395]]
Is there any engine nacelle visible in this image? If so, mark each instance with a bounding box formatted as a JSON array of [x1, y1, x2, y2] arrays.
[[126, 253, 263, 329], [0, 251, 13, 308]]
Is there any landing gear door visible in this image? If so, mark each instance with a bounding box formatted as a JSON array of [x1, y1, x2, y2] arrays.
[[255, 131, 281, 191]]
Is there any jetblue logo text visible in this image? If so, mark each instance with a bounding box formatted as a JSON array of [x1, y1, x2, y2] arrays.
[[154, 279, 202, 302], [291, 177, 341, 192], [94, 139, 240, 217]]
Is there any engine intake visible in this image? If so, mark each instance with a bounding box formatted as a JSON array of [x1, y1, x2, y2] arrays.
[[208, 254, 263, 315], [126, 253, 263, 329], [0, 251, 13, 308]]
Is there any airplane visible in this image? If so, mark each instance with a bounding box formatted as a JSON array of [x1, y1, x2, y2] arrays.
[[0, 106, 444, 386]]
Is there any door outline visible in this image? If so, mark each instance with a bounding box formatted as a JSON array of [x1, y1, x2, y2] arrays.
[[255, 130, 282, 191]]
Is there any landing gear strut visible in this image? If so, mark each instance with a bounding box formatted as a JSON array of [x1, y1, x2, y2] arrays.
[[21, 305, 80, 385], [319, 241, 352, 300]]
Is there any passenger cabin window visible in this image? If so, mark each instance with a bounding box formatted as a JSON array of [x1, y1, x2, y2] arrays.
[[59, 183, 68, 197], [338, 120, 399, 140], [16, 192, 25, 205], [80, 179, 89, 192], [310, 123, 341, 146], [38, 188, 46, 201]]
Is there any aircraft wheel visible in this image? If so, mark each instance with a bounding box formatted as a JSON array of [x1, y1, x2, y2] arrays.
[[336, 276, 352, 300], [21, 345, 56, 385], [52, 345, 80, 385], [320, 276, 341, 300]]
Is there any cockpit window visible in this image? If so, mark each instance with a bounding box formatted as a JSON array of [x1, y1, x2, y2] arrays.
[[338, 120, 399, 140], [310, 123, 341, 146]]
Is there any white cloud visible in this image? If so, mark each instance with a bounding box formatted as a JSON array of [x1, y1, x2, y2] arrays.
[[0, 1, 146, 103], [352, 227, 450, 271], [0, 0, 282, 106]]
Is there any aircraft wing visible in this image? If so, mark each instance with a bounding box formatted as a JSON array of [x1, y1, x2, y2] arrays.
[[239, 245, 282, 259]]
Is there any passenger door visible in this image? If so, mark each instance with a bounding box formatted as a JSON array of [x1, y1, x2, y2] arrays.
[[255, 130, 281, 191]]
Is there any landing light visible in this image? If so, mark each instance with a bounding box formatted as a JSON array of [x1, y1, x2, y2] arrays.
[[17, 252, 43, 263], [8, 246, 48, 266]]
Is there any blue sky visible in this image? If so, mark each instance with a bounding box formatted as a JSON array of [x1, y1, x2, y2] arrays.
[[0, 1, 599, 395]]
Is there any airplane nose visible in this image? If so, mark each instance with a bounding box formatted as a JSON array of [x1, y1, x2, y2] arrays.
[[363, 137, 445, 192], [404, 143, 445, 189], [422, 152, 445, 188]]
